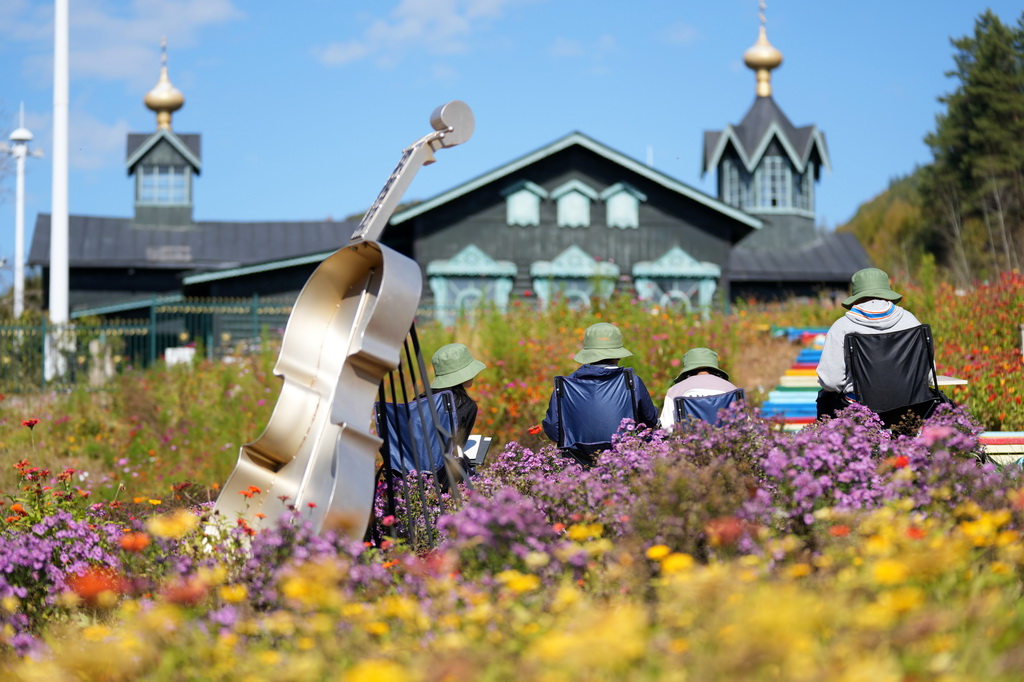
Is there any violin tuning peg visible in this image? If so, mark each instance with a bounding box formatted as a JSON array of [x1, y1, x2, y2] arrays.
[[430, 100, 474, 148]]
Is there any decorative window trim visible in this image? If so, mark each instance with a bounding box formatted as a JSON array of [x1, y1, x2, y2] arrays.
[[633, 246, 720, 311], [427, 245, 517, 325], [600, 182, 647, 229], [530, 245, 619, 309], [501, 180, 547, 227], [552, 179, 598, 228]]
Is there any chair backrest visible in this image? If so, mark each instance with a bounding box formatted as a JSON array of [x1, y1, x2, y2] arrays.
[[375, 390, 458, 474], [844, 323, 940, 422], [554, 367, 637, 457], [674, 388, 746, 427]]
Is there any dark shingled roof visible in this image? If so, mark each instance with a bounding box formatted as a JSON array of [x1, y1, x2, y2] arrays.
[[728, 232, 871, 282], [126, 133, 201, 161], [703, 96, 829, 174], [28, 214, 358, 270]]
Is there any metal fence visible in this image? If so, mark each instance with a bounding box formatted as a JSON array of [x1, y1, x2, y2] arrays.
[[0, 295, 295, 393]]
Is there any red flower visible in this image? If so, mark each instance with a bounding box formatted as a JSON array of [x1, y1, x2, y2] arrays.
[[705, 516, 745, 548], [528, 425, 543, 435], [21, 418, 39, 429], [906, 526, 926, 540], [892, 456, 909, 469], [160, 578, 209, 606], [829, 524, 850, 538]]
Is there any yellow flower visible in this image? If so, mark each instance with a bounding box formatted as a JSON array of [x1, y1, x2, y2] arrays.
[[218, 584, 247, 603], [1, 596, 18, 613], [148, 499, 162, 506], [256, 650, 281, 666], [345, 659, 407, 682], [873, 558, 910, 585], [660, 553, 694, 575], [365, 621, 389, 636], [566, 523, 603, 541], [145, 509, 199, 539], [646, 544, 671, 561], [497, 570, 541, 594], [82, 624, 111, 642], [785, 563, 812, 579]]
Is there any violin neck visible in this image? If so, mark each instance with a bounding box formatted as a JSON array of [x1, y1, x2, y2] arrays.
[[348, 138, 437, 245], [349, 100, 475, 246]]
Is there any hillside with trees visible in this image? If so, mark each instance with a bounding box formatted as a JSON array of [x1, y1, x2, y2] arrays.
[[840, 9, 1024, 286]]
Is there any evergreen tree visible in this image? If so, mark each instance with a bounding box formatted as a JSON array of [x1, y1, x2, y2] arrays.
[[922, 9, 1024, 281]]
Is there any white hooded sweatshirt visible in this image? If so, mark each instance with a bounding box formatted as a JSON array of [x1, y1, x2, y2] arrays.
[[816, 299, 922, 394]]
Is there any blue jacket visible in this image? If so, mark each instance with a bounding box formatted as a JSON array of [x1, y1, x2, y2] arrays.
[[542, 364, 659, 446]]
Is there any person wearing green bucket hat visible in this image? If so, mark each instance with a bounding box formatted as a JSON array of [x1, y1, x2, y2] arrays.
[[541, 322, 659, 464], [659, 347, 740, 429], [816, 268, 923, 419], [430, 343, 487, 448]]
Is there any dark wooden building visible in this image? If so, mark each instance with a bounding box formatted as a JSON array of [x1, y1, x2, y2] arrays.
[[28, 26, 869, 321]]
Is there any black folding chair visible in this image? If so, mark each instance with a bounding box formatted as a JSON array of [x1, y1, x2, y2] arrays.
[[553, 368, 638, 466], [844, 324, 947, 428], [375, 390, 461, 484], [673, 389, 746, 427]]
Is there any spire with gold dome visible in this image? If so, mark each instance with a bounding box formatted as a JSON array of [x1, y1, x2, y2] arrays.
[[126, 37, 201, 228], [702, 0, 831, 250], [743, 2, 783, 98], [144, 37, 185, 130]]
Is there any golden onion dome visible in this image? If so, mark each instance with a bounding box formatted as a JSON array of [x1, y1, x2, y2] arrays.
[[144, 39, 184, 130], [743, 25, 783, 97]]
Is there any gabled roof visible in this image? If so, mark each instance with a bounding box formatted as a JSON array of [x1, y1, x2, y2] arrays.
[[728, 232, 870, 283], [28, 214, 357, 270], [703, 96, 830, 175], [125, 129, 202, 175], [393, 131, 762, 231]]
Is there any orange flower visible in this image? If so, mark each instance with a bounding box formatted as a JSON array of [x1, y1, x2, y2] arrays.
[[67, 567, 128, 607], [906, 526, 926, 540], [119, 532, 151, 553], [829, 524, 851, 538]]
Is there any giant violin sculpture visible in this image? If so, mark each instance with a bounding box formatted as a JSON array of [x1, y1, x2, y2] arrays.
[[212, 101, 474, 539]]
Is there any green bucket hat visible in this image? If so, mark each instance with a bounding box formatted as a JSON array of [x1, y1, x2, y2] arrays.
[[842, 268, 902, 309], [430, 343, 486, 389], [573, 322, 633, 364], [673, 347, 729, 383]]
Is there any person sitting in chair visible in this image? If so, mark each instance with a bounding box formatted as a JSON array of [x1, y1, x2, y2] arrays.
[[660, 347, 740, 429], [816, 268, 922, 420], [542, 322, 659, 465], [430, 343, 487, 449]]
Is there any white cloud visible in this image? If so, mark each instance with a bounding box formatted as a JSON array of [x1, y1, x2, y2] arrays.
[[550, 37, 584, 58], [69, 113, 131, 171], [314, 0, 534, 68], [0, 0, 246, 89], [661, 22, 699, 46]]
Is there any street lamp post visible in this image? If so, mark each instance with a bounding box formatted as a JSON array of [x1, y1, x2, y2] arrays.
[[2, 103, 44, 319]]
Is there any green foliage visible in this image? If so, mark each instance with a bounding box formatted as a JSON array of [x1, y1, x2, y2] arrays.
[[920, 9, 1024, 282]]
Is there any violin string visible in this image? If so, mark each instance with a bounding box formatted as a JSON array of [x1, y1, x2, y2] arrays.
[[400, 333, 438, 548], [390, 350, 426, 548], [375, 379, 400, 545], [409, 326, 467, 504]]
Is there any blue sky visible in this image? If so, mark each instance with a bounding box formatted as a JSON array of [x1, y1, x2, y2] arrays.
[[0, 0, 1021, 292]]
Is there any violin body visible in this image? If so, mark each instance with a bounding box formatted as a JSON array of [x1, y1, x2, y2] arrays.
[[212, 101, 474, 539]]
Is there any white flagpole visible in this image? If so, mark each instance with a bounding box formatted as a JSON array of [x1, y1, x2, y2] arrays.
[[49, 0, 69, 324]]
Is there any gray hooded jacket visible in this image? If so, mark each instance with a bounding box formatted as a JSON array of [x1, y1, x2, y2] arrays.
[[816, 299, 922, 394]]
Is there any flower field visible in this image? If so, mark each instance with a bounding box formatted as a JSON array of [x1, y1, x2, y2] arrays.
[[0, 273, 1022, 680]]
